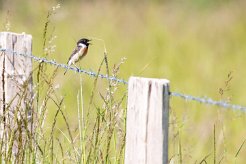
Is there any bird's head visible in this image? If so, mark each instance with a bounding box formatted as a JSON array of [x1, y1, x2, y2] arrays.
[[77, 38, 91, 47]]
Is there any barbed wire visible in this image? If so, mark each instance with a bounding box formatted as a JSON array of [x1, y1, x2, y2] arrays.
[[170, 92, 246, 112], [1, 48, 246, 112], [0, 48, 128, 85]]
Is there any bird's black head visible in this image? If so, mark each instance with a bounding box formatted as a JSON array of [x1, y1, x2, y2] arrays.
[[77, 38, 91, 47]]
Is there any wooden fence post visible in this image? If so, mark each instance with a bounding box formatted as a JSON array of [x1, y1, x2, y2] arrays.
[[125, 77, 169, 164], [0, 32, 33, 155]]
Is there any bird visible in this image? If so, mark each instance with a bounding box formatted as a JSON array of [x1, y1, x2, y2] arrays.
[[64, 38, 91, 75]]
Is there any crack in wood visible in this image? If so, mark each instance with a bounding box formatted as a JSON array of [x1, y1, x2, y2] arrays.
[[145, 81, 152, 164], [1, 51, 6, 126]]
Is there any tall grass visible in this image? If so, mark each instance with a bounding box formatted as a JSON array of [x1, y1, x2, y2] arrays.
[[0, 39, 126, 163], [1, 1, 246, 163], [0, 4, 126, 163]]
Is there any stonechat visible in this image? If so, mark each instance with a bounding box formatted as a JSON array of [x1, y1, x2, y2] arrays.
[[64, 38, 91, 75]]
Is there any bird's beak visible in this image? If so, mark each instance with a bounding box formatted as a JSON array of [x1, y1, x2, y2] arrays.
[[88, 40, 92, 45]]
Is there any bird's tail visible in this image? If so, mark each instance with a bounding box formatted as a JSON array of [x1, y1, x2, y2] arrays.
[[64, 61, 70, 75], [64, 69, 67, 75], [64, 69, 68, 75]]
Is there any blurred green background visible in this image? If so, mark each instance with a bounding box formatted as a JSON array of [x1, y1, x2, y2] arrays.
[[1, 0, 245, 163]]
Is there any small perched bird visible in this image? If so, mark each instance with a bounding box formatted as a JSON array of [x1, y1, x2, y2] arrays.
[[64, 38, 91, 75]]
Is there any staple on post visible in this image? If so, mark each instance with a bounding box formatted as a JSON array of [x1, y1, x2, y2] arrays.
[[125, 77, 169, 164]]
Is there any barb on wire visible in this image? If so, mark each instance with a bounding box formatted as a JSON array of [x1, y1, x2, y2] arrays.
[[1, 48, 246, 112], [171, 92, 246, 112], [0, 48, 128, 85]]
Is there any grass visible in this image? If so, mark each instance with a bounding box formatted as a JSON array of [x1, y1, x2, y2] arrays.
[[0, 0, 246, 163], [1, 4, 126, 162], [0, 43, 126, 163]]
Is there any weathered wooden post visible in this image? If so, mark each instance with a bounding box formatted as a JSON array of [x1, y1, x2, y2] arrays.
[[0, 32, 33, 157], [125, 77, 169, 164]]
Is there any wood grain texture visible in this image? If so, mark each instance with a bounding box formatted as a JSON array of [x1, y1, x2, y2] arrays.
[[125, 77, 169, 164], [0, 32, 33, 152]]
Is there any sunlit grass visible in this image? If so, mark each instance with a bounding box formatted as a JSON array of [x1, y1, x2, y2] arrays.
[[0, 0, 245, 163]]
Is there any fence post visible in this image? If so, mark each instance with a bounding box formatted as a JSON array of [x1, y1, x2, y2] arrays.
[[125, 77, 170, 164], [0, 32, 33, 155]]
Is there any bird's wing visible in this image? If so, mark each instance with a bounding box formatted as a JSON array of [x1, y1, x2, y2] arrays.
[[67, 46, 80, 64]]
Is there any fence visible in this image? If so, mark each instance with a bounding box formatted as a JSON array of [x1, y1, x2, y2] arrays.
[[0, 32, 245, 163]]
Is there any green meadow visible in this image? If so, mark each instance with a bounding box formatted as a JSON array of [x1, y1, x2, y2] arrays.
[[0, 0, 245, 163]]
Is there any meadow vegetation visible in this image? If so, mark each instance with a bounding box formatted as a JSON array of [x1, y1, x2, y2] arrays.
[[0, 0, 245, 163]]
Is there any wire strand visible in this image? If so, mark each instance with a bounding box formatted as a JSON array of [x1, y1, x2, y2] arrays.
[[1, 48, 246, 112], [170, 92, 246, 112], [0, 48, 128, 84]]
